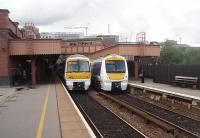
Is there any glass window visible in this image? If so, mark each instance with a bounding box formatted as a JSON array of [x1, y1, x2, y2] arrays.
[[67, 61, 89, 72], [92, 62, 101, 75], [67, 61, 79, 72], [79, 61, 89, 72], [106, 60, 125, 73]]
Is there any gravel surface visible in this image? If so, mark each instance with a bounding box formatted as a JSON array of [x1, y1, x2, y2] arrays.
[[130, 91, 200, 121], [113, 93, 200, 137], [71, 92, 145, 138], [88, 91, 174, 138]]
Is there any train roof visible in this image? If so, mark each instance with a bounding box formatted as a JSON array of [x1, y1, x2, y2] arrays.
[[104, 54, 125, 59], [67, 54, 90, 61], [68, 54, 88, 58], [91, 54, 125, 62]]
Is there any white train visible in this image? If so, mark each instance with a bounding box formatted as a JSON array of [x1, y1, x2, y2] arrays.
[[64, 55, 91, 91], [91, 54, 128, 91]]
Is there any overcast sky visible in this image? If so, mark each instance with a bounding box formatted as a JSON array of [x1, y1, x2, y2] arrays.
[[1, 0, 200, 45]]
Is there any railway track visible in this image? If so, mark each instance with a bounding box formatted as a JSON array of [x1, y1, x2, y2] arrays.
[[99, 92, 200, 138], [69, 91, 147, 138]]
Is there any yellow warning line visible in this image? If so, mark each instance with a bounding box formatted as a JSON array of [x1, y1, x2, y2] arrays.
[[36, 83, 51, 138]]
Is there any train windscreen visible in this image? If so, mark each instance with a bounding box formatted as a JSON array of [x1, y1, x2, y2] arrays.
[[106, 60, 125, 73], [67, 61, 90, 72]]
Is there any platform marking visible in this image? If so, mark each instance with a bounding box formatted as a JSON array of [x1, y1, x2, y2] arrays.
[[36, 83, 51, 138]]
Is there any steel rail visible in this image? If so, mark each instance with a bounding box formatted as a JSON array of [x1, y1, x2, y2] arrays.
[[70, 91, 147, 138], [99, 92, 200, 138]]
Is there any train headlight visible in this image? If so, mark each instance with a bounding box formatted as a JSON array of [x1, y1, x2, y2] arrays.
[[87, 74, 91, 79], [106, 76, 110, 80], [66, 74, 73, 79], [124, 75, 128, 80]]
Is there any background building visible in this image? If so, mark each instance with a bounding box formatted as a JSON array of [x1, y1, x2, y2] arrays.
[[96, 35, 119, 47], [40, 32, 84, 40], [21, 23, 40, 39], [85, 34, 119, 47]]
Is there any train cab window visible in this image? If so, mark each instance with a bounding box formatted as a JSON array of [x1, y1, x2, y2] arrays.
[[67, 61, 79, 72], [106, 60, 125, 73], [79, 61, 90, 72], [67, 61, 89, 72]]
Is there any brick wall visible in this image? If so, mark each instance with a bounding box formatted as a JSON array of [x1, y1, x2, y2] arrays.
[[0, 31, 10, 85], [0, 10, 10, 85], [0, 9, 9, 28]]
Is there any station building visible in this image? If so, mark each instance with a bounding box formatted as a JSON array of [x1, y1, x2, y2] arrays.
[[0, 9, 160, 86]]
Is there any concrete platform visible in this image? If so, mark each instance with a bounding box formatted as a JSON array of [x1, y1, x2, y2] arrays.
[[55, 80, 95, 138], [129, 79, 200, 100], [0, 87, 16, 105], [0, 84, 61, 138], [0, 80, 95, 138]]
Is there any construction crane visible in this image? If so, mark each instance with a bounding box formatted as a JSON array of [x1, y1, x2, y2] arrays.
[[65, 24, 89, 36]]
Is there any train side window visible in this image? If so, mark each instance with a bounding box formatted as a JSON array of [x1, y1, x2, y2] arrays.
[[92, 64, 95, 75], [92, 63, 97, 75], [97, 62, 101, 75], [92, 62, 101, 76]]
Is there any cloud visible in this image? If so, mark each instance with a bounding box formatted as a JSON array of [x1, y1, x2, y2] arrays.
[[1, 0, 200, 44], [1, 0, 94, 25], [169, 9, 200, 43]]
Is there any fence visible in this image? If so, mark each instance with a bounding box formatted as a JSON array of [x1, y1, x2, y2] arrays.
[[142, 64, 200, 88]]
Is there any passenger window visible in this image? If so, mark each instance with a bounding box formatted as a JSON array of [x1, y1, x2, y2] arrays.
[[92, 62, 101, 76]]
